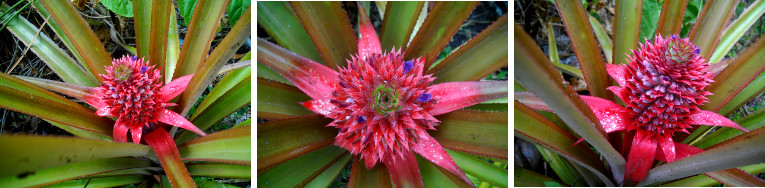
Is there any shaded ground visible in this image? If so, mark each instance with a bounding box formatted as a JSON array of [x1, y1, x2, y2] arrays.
[[515, 0, 765, 185]]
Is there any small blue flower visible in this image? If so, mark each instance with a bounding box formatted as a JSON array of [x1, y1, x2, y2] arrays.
[[403, 60, 414, 74], [415, 93, 431, 103], [140, 66, 148, 73], [357, 116, 366, 123]]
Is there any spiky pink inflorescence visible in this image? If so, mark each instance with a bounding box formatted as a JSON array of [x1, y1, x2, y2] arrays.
[[98, 56, 165, 127], [324, 50, 438, 169], [621, 35, 713, 139], [88, 56, 207, 144]]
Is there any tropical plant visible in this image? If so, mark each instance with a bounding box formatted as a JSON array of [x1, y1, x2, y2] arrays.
[[0, 0, 251, 187], [257, 1, 508, 187], [516, 0, 765, 186]]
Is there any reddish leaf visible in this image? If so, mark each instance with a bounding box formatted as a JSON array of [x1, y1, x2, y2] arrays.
[[412, 134, 473, 187], [427, 81, 507, 116], [690, 110, 749, 132], [606, 86, 629, 103], [657, 136, 676, 162], [113, 117, 129, 143], [624, 131, 657, 186], [159, 74, 194, 102], [145, 128, 195, 188], [300, 99, 334, 117], [349, 156, 392, 187], [157, 109, 207, 136], [357, 4, 381, 58], [655, 142, 702, 162], [257, 38, 339, 99], [579, 96, 631, 133], [606, 63, 626, 86], [383, 150, 424, 188], [131, 126, 144, 144]]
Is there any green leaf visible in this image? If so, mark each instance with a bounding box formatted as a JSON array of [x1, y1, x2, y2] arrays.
[[165, 4, 180, 84], [46, 175, 149, 188], [132, 0, 151, 59], [290, 2, 357, 69], [194, 179, 241, 188], [348, 156, 392, 187], [256, 62, 291, 86], [429, 15, 508, 83], [258, 145, 347, 187], [0, 3, 98, 87], [660, 163, 765, 187], [515, 101, 612, 186], [227, 0, 250, 26], [447, 150, 507, 187], [689, 0, 738, 60], [174, 0, 228, 80], [405, 2, 478, 70], [554, 0, 612, 100], [589, 15, 613, 64], [100, 0, 133, 17], [304, 153, 352, 188], [187, 164, 250, 179], [709, 0, 765, 64], [515, 23, 624, 184], [256, 77, 313, 119], [638, 129, 765, 186], [175, 6, 250, 116], [176, 73, 250, 144], [680, 0, 702, 37], [536, 146, 581, 186], [179, 126, 250, 165], [257, 115, 335, 171], [39, 0, 112, 82], [431, 110, 507, 159], [0, 158, 151, 187], [178, 0, 197, 27], [655, 0, 689, 36], [416, 154, 466, 188], [256, 2, 323, 64], [379, 1, 424, 51], [694, 108, 765, 149], [612, 0, 643, 65], [514, 166, 567, 187], [639, 0, 660, 41], [190, 66, 250, 121], [0, 135, 151, 178]]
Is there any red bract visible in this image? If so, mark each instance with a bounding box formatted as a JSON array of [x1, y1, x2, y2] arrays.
[[82, 56, 207, 143], [262, 5, 507, 188], [579, 35, 749, 185]]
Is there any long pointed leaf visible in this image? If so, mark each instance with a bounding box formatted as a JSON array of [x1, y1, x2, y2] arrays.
[[429, 15, 508, 83], [638, 129, 765, 186], [554, 0, 612, 99], [349, 156, 392, 188], [589, 15, 613, 64], [660, 163, 765, 186], [178, 126, 250, 165], [304, 153, 352, 188], [0, 3, 97, 87], [612, 0, 643, 65], [175, 6, 250, 116], [132, 0, 151, 59], [688, 0, 739, 60], [515, 23, 625, 183], [655, 0, 690, 36], [404, 2, 478, 70], [46, 175, 150, 188], [256, 77, 313, 119], [709, 0, 765, 64], [257, 145, 346, 187], [431, 110, 507, 159], [427, 81, 508, 116], [147, 0, 171, 68], [0, 135, 150, 178], [704, 33, 765, 108], [379, 1, 424, 51], [515, 101, 612, 186], [26, 0, 91, 79], [717, 72, 765, 116], [514, 166, 568, 187], [447, 149, 507, 187], [257, 2, 323, 63], [257, 115, 335, 171], [145, 128, 195, 188], [39, 0, 111, 81], [290, 2, 356, 69], [187, 164, 250, 179], [173, 0, 229, 79], [257, 38, 339, 99], [0, 158, 151, 187]]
